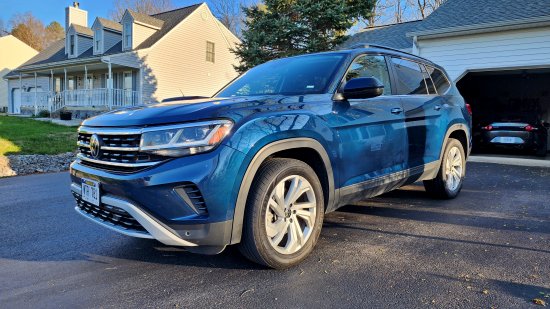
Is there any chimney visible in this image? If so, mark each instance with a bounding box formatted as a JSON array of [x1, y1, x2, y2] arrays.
[[65, 2, 88, 31]]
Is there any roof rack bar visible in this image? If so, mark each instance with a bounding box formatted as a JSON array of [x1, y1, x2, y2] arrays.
[[345, 43, 407, 54]]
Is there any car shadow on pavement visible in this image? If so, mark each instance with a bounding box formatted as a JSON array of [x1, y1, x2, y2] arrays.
[[429, 273, 550, 305], [84, 238, 266, 270]]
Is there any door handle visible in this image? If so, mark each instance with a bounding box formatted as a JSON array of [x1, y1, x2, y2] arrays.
[[391, 107, 403, 114], [434, 105, 442, 111]]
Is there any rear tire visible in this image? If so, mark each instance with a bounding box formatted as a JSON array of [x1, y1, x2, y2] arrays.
[[424, 138, 466, 199], [238, 158, 324, 269]]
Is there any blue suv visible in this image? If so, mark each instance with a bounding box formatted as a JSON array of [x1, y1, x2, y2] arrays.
[[70, 45, 471, 269]]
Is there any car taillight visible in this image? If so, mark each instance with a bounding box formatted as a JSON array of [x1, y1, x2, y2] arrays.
[[525, 125, 536, 132], [481, 125, 493, 131], [465, 103, 472, 115]]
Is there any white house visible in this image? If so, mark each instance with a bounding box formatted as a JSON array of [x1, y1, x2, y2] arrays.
[[0, 35, 38, 113], [342, 0, 550, 149], [5, 2, 241, 117]]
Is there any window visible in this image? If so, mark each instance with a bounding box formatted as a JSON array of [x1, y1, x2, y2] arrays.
[[391, 58, 429, 95], [344, 55, 392, 95], [70, 35, 75, 55], [206, 41, 215, 63], [68, 77, 75, 90], [425, 65, 451, 94], [216, 54, 346, 97], [95, 29, 101, 52], [124, 23, 131, 48]]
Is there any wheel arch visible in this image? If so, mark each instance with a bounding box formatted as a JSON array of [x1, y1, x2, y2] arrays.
[[229, 138, 336, 245], [439, 123, 471, 162]]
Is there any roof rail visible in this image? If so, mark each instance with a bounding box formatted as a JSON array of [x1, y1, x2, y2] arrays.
[[345, 43, 407, 54], [341, 42, 434, 63]]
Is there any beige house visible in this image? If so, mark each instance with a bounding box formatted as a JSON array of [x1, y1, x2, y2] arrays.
[[0, 35, 38, 113], [5, 2, 241, 117]]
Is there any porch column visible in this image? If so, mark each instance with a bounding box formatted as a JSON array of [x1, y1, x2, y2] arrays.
[[50, 70, 54, 115], [139, 68, 143, 105], [64, 68, 67, 107], [18, 73, 22, 114], [108, 61, 112, 110], [84, 65, 88, 106], [34, 72, 38, 116]]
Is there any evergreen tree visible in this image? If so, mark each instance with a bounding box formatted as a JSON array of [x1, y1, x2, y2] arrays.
[[233, 0, 374, 73]]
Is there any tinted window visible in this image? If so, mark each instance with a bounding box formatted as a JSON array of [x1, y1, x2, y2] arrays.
[[344, 55, 392, 95], [420, 64, 437, 94], [425, 65, 451, 94], [216, 54, 346, 97], [391, 58, 428, 95]]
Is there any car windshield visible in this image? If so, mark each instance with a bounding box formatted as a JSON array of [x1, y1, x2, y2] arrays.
[[216, 53, 346, 97]]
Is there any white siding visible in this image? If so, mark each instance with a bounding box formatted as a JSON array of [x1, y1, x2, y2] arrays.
[[140, 4, 240, 102], [132, 23, 157, 49], [104, 30, 122, 51], [417, 26, 550, 81], [0, 36, 38, 110]]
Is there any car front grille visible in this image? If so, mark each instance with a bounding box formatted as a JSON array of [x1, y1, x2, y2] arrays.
[[77, 128, 166, 173], [73, 192, 147, 233]]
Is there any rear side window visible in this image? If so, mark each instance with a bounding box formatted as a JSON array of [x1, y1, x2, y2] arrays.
[[344, 54, 392, 95], [391, 58, 428, 95], [425, 65, 451, 94]]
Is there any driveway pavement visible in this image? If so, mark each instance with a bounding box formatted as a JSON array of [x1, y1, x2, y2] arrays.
[[1, 162, 549, 308]]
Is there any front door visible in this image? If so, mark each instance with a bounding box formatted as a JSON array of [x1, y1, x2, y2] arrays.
[[12, 88, 21, 114], [329, 54, 407, 202], [123, 71, 133, 105]]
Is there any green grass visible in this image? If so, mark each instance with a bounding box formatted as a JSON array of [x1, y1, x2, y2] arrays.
[[0, 116, 78, 155]]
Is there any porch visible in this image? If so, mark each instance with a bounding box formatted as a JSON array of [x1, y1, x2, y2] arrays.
[[12, 60, 142, 116]]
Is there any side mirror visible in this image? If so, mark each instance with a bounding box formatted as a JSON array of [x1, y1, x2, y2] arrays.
[[342, 77, 384, 100]]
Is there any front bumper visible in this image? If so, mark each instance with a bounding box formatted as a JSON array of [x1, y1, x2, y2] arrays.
[[69, 144, 246, 247]]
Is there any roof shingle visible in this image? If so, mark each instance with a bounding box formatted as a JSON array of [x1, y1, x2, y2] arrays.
[[341, 20, 422, 50], [97, 17, 123, 32]]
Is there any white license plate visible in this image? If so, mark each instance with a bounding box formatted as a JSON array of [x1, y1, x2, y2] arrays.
[[501, 137, 516, 144], [81, 178, 100, 206]]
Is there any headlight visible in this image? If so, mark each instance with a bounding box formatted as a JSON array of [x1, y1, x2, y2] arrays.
[[140, 120, 233, 157]]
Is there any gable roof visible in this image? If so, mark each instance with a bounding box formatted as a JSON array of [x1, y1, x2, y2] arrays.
[[126, 9, 165, 29], [344, 0, 550, 49], [71, 24, 94, 37], [410, 0, 550, 36], [341, 20, 422, 50], [96, 17, 123, 32], [136, 3, 202, 49], [9, 3, 203, 72]]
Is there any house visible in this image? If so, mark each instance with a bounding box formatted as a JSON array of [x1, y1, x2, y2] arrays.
[[4, 2, 241, 118], [0, 35, 38, 113], [342, 0, 550, 150]]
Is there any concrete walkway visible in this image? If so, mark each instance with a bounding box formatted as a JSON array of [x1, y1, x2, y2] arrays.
[[469, 154, 550, 167], [33, 117, 82, 127]]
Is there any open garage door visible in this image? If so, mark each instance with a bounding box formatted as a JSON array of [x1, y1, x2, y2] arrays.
[[457, 68, 550, 157]]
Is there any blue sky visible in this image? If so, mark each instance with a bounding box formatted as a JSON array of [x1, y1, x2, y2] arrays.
[[0, 0, 211, 27]]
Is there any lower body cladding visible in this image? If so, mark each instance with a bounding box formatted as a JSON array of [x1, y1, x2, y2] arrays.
[[69, 145, 246, 254]]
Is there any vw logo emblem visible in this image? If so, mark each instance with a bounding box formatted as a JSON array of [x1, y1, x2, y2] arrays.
[[89, 134, 102, 159]]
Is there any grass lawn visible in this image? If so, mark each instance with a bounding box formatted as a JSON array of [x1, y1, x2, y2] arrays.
[[0, 116, 78, 155]]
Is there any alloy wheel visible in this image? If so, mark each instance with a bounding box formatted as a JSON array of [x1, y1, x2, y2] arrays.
[[445, 146, 463, 191]]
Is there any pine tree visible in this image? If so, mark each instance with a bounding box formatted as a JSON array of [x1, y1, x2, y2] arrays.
[[233, 0, 374, 73]]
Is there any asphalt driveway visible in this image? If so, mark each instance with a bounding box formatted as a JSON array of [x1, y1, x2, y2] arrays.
[[1, 162, 549, 308]]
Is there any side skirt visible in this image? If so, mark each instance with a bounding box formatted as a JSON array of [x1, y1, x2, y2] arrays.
[[334, 161, 440, 209]]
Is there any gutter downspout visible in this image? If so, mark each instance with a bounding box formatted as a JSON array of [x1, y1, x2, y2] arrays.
[[34, 72, 38, 116], [412, 36, 419, 55]]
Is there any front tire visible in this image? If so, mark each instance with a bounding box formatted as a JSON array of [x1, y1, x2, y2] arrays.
[[239, 158, 324, 269], [424, 138, 466, 199]]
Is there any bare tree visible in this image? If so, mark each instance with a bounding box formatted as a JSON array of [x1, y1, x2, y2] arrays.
[[110, 0, 173, 21], [209, 0, 244, 35], [0, 19, 8, 37], [391, 0, 407, 23], [408, 0, 446, 19], [364, 0, 394, 27]]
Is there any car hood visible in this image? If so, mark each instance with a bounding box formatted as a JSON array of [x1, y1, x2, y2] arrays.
[[82, 97, 271, 127]]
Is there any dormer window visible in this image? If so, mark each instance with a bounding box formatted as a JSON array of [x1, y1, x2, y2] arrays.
[[123, 22, 132, 49], [94, 29, 101, 52], [70, 35, 75, 55]]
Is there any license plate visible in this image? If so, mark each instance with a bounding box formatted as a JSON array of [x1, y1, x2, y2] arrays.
[[81, 178, 100, 206], [491, 136, 523, 144]]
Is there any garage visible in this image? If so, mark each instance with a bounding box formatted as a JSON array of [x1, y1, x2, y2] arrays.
[[456, 69, 550, 156]]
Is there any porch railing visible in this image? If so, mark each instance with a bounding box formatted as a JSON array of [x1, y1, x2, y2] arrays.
[[20, 89, 140, 114]]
